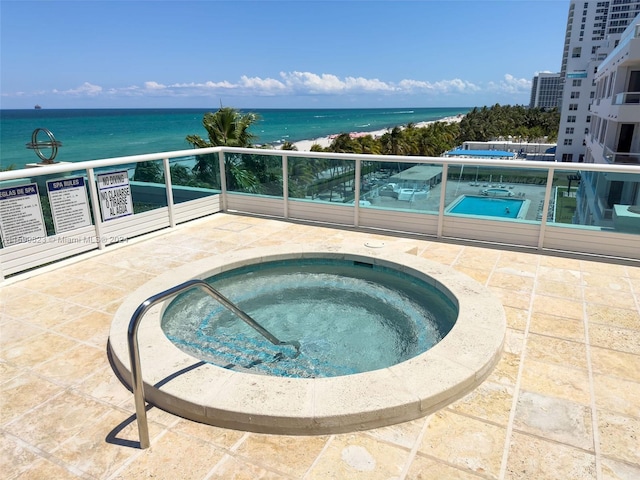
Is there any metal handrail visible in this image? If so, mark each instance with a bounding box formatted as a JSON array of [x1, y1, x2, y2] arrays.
[[127, 278, 300, 449]]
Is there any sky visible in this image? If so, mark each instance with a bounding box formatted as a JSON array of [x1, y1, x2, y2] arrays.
[[0, 0, 570, 110]]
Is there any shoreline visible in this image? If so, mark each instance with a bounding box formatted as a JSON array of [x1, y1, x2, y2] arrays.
[[289, 115, 464, 151]]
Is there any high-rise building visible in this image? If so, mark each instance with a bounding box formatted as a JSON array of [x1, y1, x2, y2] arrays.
[[586, 14, 640, 165], [529, 73, 562, 108], [555, 0, 640, 162], [574, 13, 640, 227]]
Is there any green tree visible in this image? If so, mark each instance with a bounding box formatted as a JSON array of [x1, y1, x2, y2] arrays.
[[457, 105, 559, 144], [186, 107, 262, 191], [133, 161, 162, 183], [186, 107, 258, 148], [169, 164, 194, 186], [328, 133, 359, 153], [380, 127, 409, 156]]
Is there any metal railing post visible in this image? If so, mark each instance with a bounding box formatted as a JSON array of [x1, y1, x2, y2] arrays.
[[86, 168, 105, 250], [218, 151, 227, 212], [354, 159, 362, 227], [537, 167, 556, 250], [437, 163, 449, 238], [282, 154, 289, 219], [163, 157, 176, 228]]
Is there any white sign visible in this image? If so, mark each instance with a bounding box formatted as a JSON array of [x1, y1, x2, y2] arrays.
[[46, 176, 92, 234], [96, 170, 133, 221], [0, 183, 47, 247]]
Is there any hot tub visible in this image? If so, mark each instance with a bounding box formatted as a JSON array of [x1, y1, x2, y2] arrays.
[[109, 244, 505, 435]]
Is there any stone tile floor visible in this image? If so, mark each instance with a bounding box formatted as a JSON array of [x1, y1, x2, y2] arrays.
[[1, 213, 639, 479]]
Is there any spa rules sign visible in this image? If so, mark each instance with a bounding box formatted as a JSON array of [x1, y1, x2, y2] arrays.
[[96, 170, 134, 221], [46, 177, 91, 234]]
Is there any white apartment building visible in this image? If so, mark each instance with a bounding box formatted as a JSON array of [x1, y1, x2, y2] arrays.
[[529, 72, 562, 108], [575, 13, 640, 228], [556, 0, 640, 163], [587, 14, 640, 164]]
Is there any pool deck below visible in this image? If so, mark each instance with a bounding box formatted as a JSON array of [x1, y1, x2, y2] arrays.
[[2, 213, 640, 479]]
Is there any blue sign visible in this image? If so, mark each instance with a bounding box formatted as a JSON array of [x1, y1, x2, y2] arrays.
[[47, 177, 85, 192]]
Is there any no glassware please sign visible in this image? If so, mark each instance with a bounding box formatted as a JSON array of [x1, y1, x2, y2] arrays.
[[97, 171, 134, 221]]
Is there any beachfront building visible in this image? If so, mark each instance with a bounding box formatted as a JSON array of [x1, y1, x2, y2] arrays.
[[555, 0, 640, 163], [575, 13, 640, 229], [457, 140, 557, 161], [529, 72, 562, 109]]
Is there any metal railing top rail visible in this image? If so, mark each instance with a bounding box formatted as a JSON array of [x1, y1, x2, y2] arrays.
[[2, 145, 640, 184], [0, 146, 221, 182]]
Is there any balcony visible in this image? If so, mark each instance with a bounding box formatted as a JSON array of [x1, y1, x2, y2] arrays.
[[1, 147, 639, 478], [603, 145, 640, 164], [613, 91, 640, 105]]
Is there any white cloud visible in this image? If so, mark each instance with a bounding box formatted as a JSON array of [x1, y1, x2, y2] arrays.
[[144, 81, 166, 90], [398, 78, 480, 94], [9, 72, 530, 102], [239, 75, 288, 94], [53, 82, 103, 96], [169, 81, 237, 89], [487, 74, 531, 94], [278, 72, 395, 94]]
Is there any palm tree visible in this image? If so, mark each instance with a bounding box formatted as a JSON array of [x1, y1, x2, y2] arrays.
[[380, 127, 409, 156], [186, 107, 261, 191], [186, 107, 258, 148]]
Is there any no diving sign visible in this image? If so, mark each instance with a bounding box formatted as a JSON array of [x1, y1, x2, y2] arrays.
[[96, 171, 134, 221]]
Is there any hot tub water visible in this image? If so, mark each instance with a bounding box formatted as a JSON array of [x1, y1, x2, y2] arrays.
[[162, 259, 457, 378]]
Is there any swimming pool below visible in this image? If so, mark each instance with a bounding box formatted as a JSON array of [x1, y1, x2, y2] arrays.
[[448, 195, 528, 219]]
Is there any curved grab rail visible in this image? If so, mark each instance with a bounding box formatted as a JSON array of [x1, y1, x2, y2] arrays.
[[127, 278, 300, 449]]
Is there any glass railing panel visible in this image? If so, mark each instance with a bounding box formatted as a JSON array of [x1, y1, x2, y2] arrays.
[[547, 169, 581, 225], [444, 165, 549, 222], [168, 155, 220, 205], [602, 146, 640, 165], [359, 160, 441, 213], [554, 169, 640, 234], [184, 152, 222, 191], [129, 160, 168, 212], [613, 92, 640, 105], [225, 152, 283, 197], [288, 155, 356, 204]]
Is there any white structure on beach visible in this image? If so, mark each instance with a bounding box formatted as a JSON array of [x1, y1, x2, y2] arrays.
[[529, 72, 561, 109], [555, 0, 640, 163]]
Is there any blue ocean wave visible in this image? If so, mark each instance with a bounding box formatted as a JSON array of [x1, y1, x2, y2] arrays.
[[1, 107, 471, 169]]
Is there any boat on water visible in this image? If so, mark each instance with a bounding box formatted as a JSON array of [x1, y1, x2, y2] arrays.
[[34, 104, 42, 110]]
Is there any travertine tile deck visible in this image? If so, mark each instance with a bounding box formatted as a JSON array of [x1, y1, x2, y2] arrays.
[[1, 213, 639, 479]]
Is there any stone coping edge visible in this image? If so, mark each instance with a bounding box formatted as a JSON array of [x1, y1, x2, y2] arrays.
[[108, 243, 506, 435]]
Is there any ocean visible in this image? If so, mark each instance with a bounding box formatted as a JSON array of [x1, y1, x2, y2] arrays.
[[0, 107, 470, 170]]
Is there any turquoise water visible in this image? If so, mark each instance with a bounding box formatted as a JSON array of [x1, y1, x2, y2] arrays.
[[449, 196, 524, 219], [161, 259, 457, 378], [0, 107, 470, 170]]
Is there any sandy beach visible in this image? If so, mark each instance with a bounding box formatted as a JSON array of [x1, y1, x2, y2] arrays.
[[291, 115, 464, 151]]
